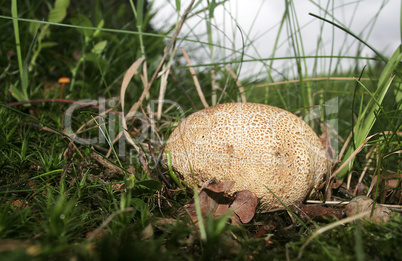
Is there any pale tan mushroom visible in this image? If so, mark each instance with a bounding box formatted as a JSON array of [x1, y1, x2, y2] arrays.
[[163, 102, 328, 210]]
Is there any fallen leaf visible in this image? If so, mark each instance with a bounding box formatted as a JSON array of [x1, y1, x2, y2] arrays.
[[202, 180, 235, 193], [182, 179, 257, 224], [231, 190, 258, 224]]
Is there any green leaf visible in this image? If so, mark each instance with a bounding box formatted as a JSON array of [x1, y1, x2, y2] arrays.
[[70, 14, 93, 28], [394, 83, 402, 104], [126, 174, 135, 189], [47, 0, 69, 24], [136, 0, 144, 27], [40, 42, 58, 48], [131, 198, 149, 226], [70, 14, 93, 40], [91, 40, 107, 54], [175, 0, 181, 12], [164, 151, 182, 187], [21, 66, 28, 95], [48, 7, 66, 23], [93, 19, 104, 38], [28, 19, 41, 36], [378, 45, 402, 86], [337, 45, 402, 179], [54, 0, 70, 9], [6, 124, 18, 141], [208, 0, 216, 18], [11, 0, 23, 82], [9, 83, 25, 101]]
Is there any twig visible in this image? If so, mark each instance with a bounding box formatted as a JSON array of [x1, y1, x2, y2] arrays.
[[90, 152, 125, 176]]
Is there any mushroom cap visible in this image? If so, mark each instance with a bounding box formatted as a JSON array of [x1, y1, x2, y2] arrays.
[[163, 102, 327, 210], [58, 77, 71, 83]]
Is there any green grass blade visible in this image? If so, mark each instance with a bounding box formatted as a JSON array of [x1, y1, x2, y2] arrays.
[[193, 186, 207, 241], [309, 12, 387, 62], [337, 45, 402, 179], [11, 0, 23, 82]]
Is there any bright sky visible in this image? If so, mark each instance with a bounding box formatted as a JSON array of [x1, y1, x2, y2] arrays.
[[151, 0, 400, 80]]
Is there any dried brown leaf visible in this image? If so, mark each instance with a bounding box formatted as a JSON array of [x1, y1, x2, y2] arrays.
[[182, 180, 257, 224], [203, 180, 235, 193], [231, 190, 258, 223]]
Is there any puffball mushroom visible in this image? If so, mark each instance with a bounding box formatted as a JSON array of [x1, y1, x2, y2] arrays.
[[163, 102, 327, 210]]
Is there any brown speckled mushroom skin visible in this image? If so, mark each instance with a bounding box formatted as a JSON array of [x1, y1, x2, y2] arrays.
[[163, 102, 327, 210]]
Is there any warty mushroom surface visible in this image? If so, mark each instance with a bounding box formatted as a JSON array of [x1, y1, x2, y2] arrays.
[[163, 102, 327, 210]]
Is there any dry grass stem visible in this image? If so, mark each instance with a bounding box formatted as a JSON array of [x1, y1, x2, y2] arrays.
[[157, 63, 169, 120], [107, 0, 196, 156], [330, 133, 379, 179], [336, 129, 353, 163], [353, 146, 375, 195], [181, 48, 209, 108], [211, 68, 217, 105], [107, 58, 145, 157], [255, 77, 371, 88], [125, 0, 196, 118], [297, 210, 371, 260], [384, 149, 402, 158], [305, 200, 349, 205], [225, 66, 247, 102]]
